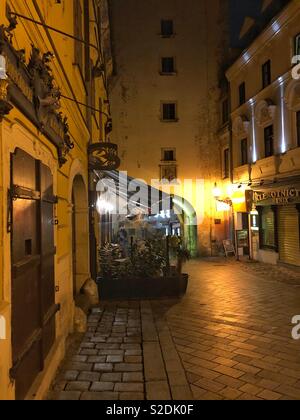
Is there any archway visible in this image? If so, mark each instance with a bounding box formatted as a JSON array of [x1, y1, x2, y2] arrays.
[[71, 174, 90, 296]]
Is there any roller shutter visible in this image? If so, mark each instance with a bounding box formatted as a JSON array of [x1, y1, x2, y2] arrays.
[[278, 205, 300, 267]]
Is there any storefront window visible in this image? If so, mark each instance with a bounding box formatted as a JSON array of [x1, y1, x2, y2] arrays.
[[261, 206, 276, 249]]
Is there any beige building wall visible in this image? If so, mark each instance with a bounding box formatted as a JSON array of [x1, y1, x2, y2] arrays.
[[226, 0, 300, 265], [109, 0, 229, 255]]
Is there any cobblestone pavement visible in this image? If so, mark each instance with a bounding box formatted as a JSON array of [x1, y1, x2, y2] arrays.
[[48, 259, 300, 400]]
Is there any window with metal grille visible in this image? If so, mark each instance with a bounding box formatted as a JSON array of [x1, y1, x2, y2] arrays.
[[161, 57, 175, 74], [241, 138, 248, 166], [161, 20, 174, 37], [262, 60, 271, 89], [264, 125, 274, 157], [162, 103, 177, 121], [297, 110, 300, 147], [239, 82, 246, 106], [74, 0, 83, 74]]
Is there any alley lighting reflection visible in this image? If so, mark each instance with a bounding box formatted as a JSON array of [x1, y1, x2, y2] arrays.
[[96, 197, 114, 213]]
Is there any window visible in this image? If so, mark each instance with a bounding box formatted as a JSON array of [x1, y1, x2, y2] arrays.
[[161, 20, 174, 37], [223, 148, 230, 178], [162, 149, 176, 161], [297, 111, 300, 147], [74, 0, 83, 73], [260, 206, 276, 250], [162, 103, 177, 121], [264, 125, 274, 157], [262, 60, 271, 89], [239, 82, 246, 106], [222, 99, 229, 125], [161, 57, 175, 74], [295, 34, 300, 56], [241, 138, 248, 166]]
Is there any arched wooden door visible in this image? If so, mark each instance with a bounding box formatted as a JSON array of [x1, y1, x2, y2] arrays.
[[10, 148, 59, 400]]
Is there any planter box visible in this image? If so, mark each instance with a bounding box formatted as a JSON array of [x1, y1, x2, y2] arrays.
[[97, 274, 189, 301]]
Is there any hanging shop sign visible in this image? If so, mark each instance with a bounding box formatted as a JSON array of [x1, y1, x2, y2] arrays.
[[88, 142, 121, 171], [254, 187, 300, 205], [0, 23, 73, 167]]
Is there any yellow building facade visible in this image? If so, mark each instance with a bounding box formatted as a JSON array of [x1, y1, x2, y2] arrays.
[[0, 0, 112, 400], [226, 0, 300, 265]]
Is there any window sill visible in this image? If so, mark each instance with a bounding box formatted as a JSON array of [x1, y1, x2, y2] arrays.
[[160, 119, 179, 123]]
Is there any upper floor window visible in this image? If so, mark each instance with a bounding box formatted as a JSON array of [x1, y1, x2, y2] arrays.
[[222, 99, 229, 125], [264, 125, 274, 158], [161, 102, 178, 122], [223, 148, 230, 179], [161, 57, 175, 74], [241, 138, 248, 166], [295, 33, 300, 56], [262, 60, 271, 89], [239, 82, 246, 106], [162, 149, 176, 162], [74, 0, 83, 74], [297, 110, 300, 147], [161, 20, 174, 37]]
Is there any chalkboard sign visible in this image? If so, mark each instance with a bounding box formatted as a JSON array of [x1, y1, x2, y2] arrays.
[[223, 240, 236, 257]]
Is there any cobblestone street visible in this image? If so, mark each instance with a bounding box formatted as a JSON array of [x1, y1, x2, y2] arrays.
[[48, 259, 300, 400]]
